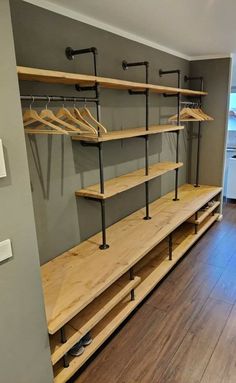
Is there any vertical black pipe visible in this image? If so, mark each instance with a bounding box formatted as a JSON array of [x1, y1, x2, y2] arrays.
[[169, 233, 173, 260], [98, 143, 104, 194], [173, 87, 181, 201], [195, 121, 201, 187], [99, 199, 109, 249], [98, 143, 109, 249], [144, 63, 151, 220], [129, 268, 135, 301], [60, 327, 69, 368]]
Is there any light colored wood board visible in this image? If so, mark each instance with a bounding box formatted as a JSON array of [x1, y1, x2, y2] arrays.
[[41, 184, 222, 334], [187, 200, 220, 224], [17, 66, 207, 96], [53, 214, 218, 383], [76, 162, 183, 200], [71, 125, 184, 143], [50, 275, 140, 365]]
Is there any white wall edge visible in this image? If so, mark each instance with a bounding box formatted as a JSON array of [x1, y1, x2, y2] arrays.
[[22, 0, 232, 62]]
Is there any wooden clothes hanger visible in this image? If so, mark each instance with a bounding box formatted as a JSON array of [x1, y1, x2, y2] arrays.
[[80, 106, 107, 134], [169, 106, 213, 122], [23, 106, 69, 135], [57, 106, 97, 135]]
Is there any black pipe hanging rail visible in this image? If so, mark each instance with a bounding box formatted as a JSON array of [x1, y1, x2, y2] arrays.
[[122, 59, 151, 220], [20, 95, 99, 103], [65, 46, 109, 250], [184, 76, 204, 188], [159, 68, 182, 201]]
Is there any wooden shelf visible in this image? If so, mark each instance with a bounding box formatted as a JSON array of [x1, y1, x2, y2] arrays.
[[50, 274, 140, 365], [76, 162, 183, 200], [53, 213, 219, 383], [41, 184, 221, 335], [187, 201, 220, 224], [72, 125, 184, 143], [17, 66, 207, 96]]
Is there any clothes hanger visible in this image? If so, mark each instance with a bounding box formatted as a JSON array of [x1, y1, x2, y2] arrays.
[[80, 105, 107, 134], [169, 107, 205, 122], [57, 101, 97, 135], [23, 97, 69, 135], [72, 104, 97, 132], [39, 97, 79, 133]]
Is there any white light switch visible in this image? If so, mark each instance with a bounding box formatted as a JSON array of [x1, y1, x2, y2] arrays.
[[0, 239, 13, 262], [0, 139, 6, 178]]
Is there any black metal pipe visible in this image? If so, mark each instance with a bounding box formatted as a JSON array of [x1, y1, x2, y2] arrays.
[[184, 75, 204, 92], [169, 233, 173, 261], [122, 60, 151, 219], [122, 60, 149, 70], [195, 122, 201, 187], [99, 200, 109, 250], [129, 268, 135, 301], [60, 327, 67, 344], [20, 95, 98, 103], [65, 46, 97, 60], [159, 69, 181, 78], [98, 143, 104, 194]]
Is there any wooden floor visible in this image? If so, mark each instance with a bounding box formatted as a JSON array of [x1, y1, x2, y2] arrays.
[[71, 202, 236, 383]]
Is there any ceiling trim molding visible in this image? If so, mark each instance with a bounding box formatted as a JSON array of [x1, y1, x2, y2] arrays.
[[23, 0, 232, 62], [190, 53, 232, 61]]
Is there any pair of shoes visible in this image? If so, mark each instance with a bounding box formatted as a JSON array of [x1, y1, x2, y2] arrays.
[[69, 332, 93, 357]]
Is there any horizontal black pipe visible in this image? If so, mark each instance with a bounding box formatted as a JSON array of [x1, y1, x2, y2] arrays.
[[122, 60, 149, 70], [65, 46, 97, 60], [20, 95, 98, 103], [159, 69, 181, 76]]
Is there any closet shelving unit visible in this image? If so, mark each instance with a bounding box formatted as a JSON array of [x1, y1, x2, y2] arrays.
[[17, 55, 222, 383]]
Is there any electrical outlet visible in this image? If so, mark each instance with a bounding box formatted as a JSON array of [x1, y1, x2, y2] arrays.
[[0, 239, 13, 262], [0, 139, 7, 178]]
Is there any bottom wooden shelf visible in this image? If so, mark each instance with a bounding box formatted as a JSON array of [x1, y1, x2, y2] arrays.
[[50, 275, 140, 366], [53, 213, 219, 383], [187, 200, 220, 225]]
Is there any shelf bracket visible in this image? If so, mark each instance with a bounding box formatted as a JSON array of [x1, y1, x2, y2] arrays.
[[65, 45, 102, 137]]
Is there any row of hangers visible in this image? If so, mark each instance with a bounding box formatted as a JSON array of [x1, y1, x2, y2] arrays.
[[169, 103, 213, 122], [22, 98, 107, 136]]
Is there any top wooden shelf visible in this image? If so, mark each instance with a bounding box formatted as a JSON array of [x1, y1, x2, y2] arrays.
[[17, 66, 207, 96], [41, 184, 221, 335]]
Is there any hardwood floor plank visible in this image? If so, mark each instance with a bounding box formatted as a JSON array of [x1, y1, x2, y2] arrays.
[[74, 304, 166, 383], [116, 265, 221, 383], [147, 257, 223, 312], [201, 305, 236, 383], [158, 298, 232, 383]]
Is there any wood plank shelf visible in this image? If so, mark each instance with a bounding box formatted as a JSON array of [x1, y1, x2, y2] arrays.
[[72, 125, 184, 143], [76, 161, 183, 200], [53, 213, 219, 383], [187, 201, 220, 225], [41, 184, 221, 335], [50, 275, 140, 366], [17, 66, 207, 96]]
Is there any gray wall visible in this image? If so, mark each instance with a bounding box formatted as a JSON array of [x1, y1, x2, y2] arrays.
[[0, 1, 53, 382], [189, 58, 231, 187], [10, 0, 190, 265]]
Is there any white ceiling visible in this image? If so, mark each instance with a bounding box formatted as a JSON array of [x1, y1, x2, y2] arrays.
[[25, 0, 236, 60]]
